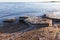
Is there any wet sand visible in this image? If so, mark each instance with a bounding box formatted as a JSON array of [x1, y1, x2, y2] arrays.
[[0, 20, 29, 33], [0, 20, 37, 40]]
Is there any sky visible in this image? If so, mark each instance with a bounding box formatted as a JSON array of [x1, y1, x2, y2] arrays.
[[0, 0, 60, 2]]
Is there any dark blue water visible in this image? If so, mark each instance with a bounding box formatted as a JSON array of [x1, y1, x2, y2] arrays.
[[0, 2, 60, 25]]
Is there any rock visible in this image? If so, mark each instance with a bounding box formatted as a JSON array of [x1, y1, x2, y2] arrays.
[[3, 18, 16, 23]]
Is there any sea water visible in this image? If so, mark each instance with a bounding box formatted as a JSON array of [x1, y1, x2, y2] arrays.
[[0, 2, 60, 25]]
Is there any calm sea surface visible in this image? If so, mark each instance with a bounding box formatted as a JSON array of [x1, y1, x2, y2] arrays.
[[0, 2, 60, 24]]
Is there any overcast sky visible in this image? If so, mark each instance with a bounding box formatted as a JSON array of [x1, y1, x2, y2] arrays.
[[0, 0, 60, 2]]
